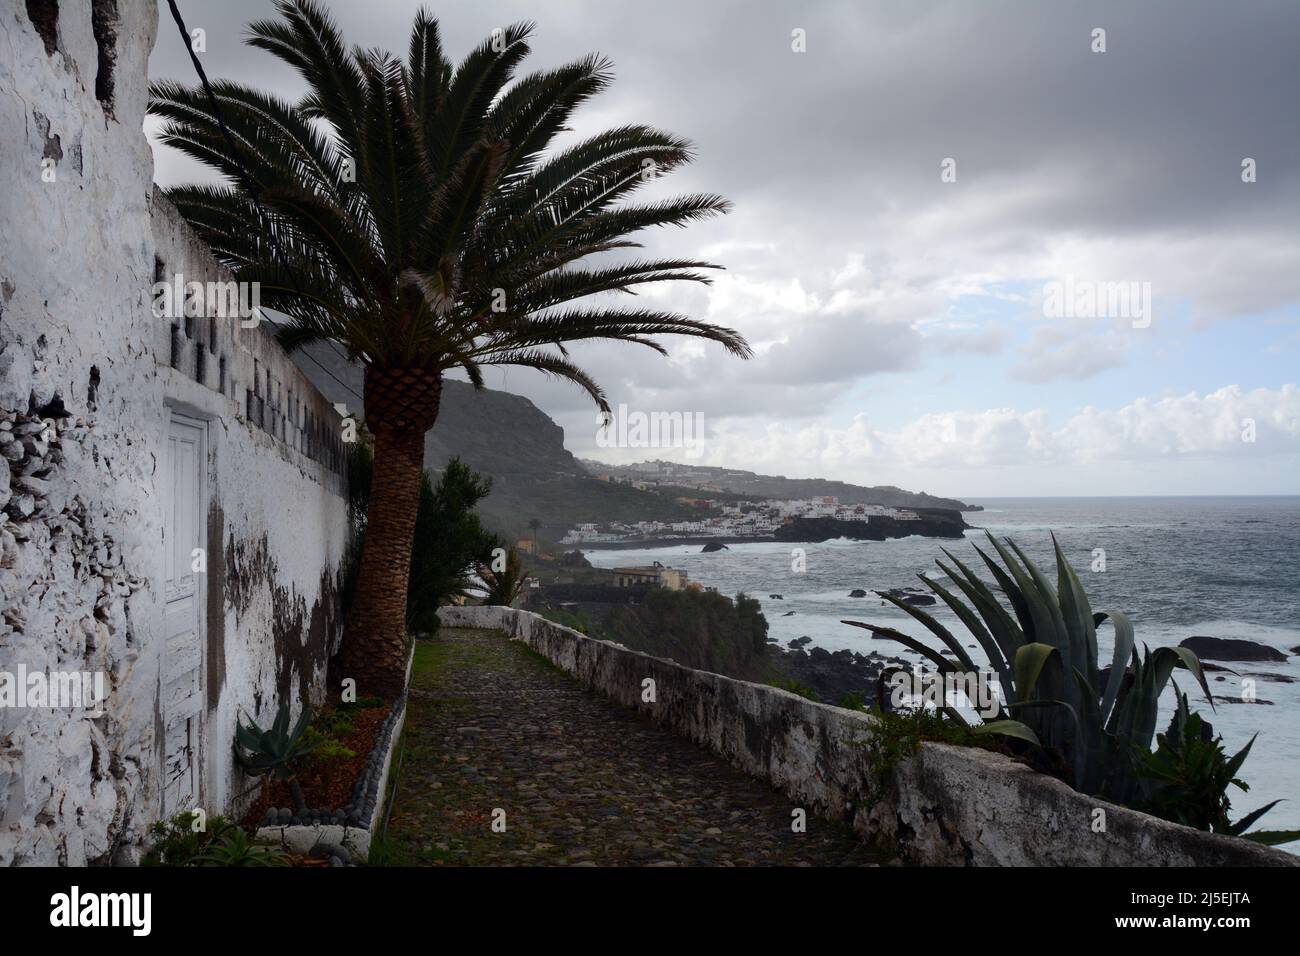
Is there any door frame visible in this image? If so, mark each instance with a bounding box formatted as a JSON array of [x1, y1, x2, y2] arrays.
[[162, 407, 210, 817]]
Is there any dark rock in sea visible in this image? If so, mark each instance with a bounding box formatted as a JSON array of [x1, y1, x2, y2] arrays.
[[1179, 636, 1288, 663], [769, 593, 784, 599], [773, 509, 969, 543], [1290, 645, 1300, 656], [848, 589, 868, 598], [701, 541, 729, 553], [883, 587, 937, 607], [1213, 695, 1275, 705], [782, 610, 795, 617], [1215, 676, 1226, 682], [788, 636, 812, 649], [1244, 672, 1297, 684]]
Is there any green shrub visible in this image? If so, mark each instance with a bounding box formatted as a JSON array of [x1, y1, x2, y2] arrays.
[[773, 678, 818, 701], [192, 826, 290, 867], [601, 589, 772, 680], [1138, 690, 1299, 845], [143, 812, 285, 867]]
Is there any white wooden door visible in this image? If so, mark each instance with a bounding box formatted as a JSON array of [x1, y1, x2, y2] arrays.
[[162, 414, 205, 815]]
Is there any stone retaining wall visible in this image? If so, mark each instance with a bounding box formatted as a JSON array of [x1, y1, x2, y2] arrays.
[[438, 605, 1298, 866]]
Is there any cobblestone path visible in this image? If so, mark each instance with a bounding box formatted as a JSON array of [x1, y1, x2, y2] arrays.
[[382, 628, 887, 866]]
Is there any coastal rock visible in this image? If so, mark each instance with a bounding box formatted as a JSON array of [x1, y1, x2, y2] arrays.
[[768, 593, 783, 599], [788, 636, 812, 649], [1179, 636, 1288, 663], [781, 610, 795, 617], [882, 587, 937, 607], [1243, 672, 1296, 684], [1213, 696, 1275, 705], [773, 509, 968, 544], [700, 541, 728, 553], [848, 589, 867, 598]]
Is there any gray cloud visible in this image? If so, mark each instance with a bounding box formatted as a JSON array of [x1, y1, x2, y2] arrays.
[[148, 0, 1300, 470]]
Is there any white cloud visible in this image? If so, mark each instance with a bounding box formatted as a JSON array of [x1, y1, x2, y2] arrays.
[[602, 384, 1300, 477]]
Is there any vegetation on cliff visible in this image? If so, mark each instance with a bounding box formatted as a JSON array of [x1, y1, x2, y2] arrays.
[[594, 590, 772, 681]]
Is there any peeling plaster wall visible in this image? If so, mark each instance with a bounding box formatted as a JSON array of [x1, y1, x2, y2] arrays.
[[0, 1, 349, 865], [439, 606, 1299, 867]]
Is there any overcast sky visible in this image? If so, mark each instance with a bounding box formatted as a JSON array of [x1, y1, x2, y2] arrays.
[[148, 0, 1300, 497]]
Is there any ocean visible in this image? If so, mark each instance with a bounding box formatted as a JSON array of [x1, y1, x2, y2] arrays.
[[583, 496, 1300, 848]]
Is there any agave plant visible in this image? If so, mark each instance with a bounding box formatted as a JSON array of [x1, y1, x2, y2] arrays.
[[1138, 690, 1298, 845], [234, 702, 317, 813], [192, 825, 291, 868], [843, 531, 1213, 805]]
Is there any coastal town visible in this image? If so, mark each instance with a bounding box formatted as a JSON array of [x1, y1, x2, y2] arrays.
[[560, 495, 924, 544]]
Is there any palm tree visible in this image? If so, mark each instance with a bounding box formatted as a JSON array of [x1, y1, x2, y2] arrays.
[[526, 517, 543, 549], [148, 0, 750, 698], [477, 547, 527, 608]]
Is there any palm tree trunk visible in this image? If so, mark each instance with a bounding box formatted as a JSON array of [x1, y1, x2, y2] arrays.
[[338, 364, 443, 700], [338, 422, 427, 700]]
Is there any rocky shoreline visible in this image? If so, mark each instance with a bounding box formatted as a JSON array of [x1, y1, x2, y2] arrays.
[[770, 640, 912, 707], [773, 509, 969, 543]]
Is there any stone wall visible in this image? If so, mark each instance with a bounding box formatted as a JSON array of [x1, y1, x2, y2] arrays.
[[439, 606, 1298, 866], [1, 1, 349, 865]]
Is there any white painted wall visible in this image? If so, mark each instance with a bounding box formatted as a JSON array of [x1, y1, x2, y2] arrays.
[[0, 1, 350, 865]]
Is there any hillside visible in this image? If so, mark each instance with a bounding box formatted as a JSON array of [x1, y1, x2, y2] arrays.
[[579, 460, 979, 511], [289, 340, 697, 536], [287, 339, 974, 536]]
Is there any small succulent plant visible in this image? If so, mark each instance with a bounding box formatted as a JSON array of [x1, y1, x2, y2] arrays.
[[234, 702, 317, 813], [192, 825, 290, 867]]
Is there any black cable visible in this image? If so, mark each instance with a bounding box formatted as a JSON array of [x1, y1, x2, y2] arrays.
[[164, 0, 365, 406]]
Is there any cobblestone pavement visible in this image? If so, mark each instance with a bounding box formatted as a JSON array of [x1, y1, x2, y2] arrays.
[[382, 628, 887, 866]]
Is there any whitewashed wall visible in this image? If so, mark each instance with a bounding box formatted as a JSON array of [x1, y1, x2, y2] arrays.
[[0, 1, 350, 865]]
